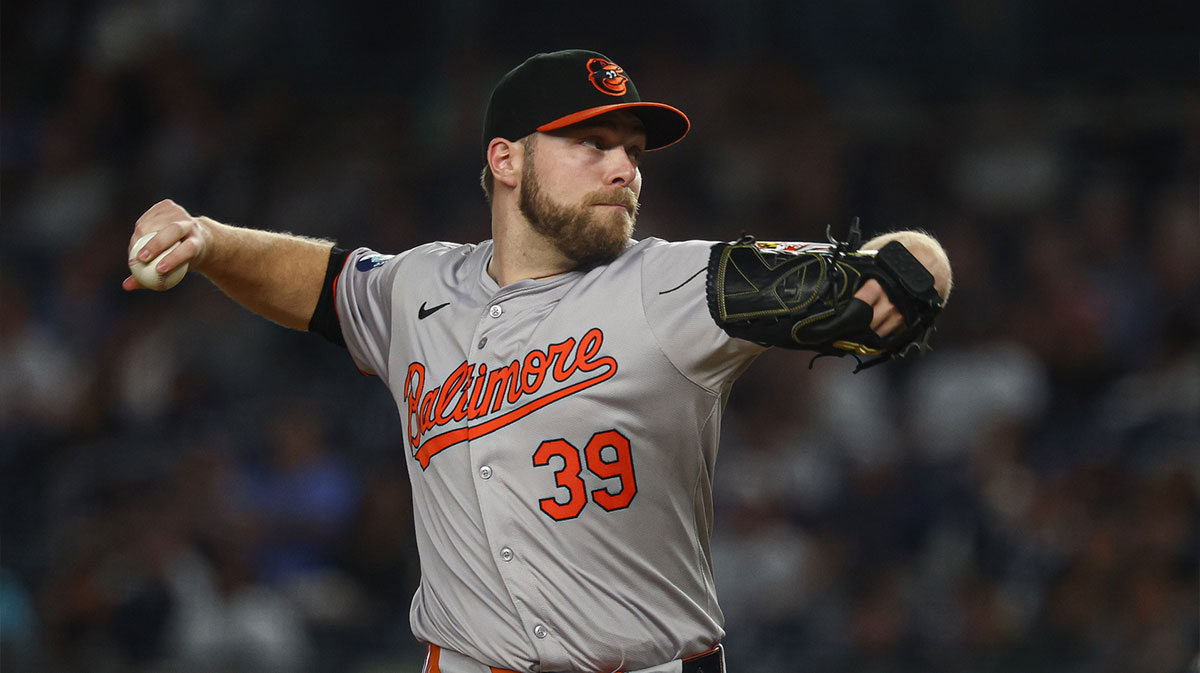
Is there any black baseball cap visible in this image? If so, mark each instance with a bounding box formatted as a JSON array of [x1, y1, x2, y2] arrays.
[[482, 49, 690, 157]]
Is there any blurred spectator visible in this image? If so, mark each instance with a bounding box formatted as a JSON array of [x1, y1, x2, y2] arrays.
[[163, 541, 315, 673], [0, 567, 38, 668], [231, 401, 363, 625]]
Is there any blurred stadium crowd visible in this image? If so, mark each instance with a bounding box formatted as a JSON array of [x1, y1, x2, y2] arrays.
[[2, 2, 1196, 672]]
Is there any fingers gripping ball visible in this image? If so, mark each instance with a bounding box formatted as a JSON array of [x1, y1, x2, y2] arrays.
[[129, 233, 188, 291]]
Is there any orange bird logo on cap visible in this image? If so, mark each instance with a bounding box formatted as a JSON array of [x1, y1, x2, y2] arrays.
[[586, 57, 628, 96]]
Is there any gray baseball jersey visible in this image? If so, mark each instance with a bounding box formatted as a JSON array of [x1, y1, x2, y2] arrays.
[[336, 237, 766, 672]]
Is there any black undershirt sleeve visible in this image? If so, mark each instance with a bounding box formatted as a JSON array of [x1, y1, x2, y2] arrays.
[[308, 246, 350, 348]]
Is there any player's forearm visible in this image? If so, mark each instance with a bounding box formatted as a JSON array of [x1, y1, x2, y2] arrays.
[[194, 218, 333, 331]]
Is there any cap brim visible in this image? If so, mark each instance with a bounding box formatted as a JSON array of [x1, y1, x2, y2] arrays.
[[536, 102, 691, 151]]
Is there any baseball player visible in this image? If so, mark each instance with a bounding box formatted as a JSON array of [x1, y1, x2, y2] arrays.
[[125, 50, 952, 673]]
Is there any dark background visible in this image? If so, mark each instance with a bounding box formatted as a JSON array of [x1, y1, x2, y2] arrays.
[[2, 2, 1197, 672]]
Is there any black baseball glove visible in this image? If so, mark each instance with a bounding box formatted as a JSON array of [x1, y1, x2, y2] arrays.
[[705, 218, 944, 371]]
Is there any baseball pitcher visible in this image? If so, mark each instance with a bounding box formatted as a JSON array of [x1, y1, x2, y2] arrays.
[[125, 50, 952, 673]]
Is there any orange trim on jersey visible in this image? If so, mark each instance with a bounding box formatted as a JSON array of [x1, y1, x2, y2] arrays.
[[413, 360, 616, 469], [536, 103, 691, 150]]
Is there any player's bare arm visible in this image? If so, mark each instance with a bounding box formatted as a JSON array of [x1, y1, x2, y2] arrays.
[[123, 199, 332, 330]]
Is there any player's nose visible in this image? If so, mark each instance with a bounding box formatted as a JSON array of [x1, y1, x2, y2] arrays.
[[604, 148, 638, 187]]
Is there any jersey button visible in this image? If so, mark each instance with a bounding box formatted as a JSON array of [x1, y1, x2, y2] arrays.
[[477, 336, 488, 349], [533, 624, 548, 639], [479, 466, 492, 480], [499, 547, 513, 562], [488, 305, 503, 318]]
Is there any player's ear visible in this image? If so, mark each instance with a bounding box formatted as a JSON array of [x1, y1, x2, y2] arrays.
[[487, 138, 521, 190]]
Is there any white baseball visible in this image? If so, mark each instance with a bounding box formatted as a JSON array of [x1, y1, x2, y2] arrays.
[[129, 233, 188, 291]]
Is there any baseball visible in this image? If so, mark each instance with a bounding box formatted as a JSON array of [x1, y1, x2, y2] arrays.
[[129, 233, 188, 291]]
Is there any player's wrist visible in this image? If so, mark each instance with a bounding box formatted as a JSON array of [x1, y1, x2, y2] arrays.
[[188, 216, 230, 276]]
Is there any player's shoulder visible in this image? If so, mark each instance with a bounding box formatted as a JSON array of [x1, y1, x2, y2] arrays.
[[344, 240, 489, 287], [411, 240, 483, 258], [404, 240, 490, 283], [369, 240, 487, 267], [628, 236, 721, 265], [636, 236, 723, 249], [617, 237, 721, 295]]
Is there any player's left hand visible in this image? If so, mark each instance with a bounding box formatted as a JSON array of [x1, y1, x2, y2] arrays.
[[706, 219, 951, 370]]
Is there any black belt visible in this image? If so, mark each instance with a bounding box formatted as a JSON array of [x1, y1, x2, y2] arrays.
[[681, 645, 724, 673]]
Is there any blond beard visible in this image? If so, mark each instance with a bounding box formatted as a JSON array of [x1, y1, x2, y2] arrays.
[[518, 147, 638, 268]]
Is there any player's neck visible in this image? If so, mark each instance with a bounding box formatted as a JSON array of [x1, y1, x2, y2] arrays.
[[488, 210, 574, 287]]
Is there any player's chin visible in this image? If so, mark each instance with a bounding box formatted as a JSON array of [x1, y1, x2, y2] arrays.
[[599, 207, 635, 235], [602, 213, 636, 250], [563, 221, 631, 266]]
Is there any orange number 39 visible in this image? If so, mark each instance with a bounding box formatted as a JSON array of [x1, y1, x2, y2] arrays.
[[532, 430, 637, 521]]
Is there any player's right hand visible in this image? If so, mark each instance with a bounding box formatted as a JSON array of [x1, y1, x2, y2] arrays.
[[853, 279, 905, 337], [123, 199, 211, 291]]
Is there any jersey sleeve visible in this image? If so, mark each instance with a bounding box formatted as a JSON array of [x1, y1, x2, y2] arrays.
[[640, 239, 767, 392], [335, 247, 407, 378]]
